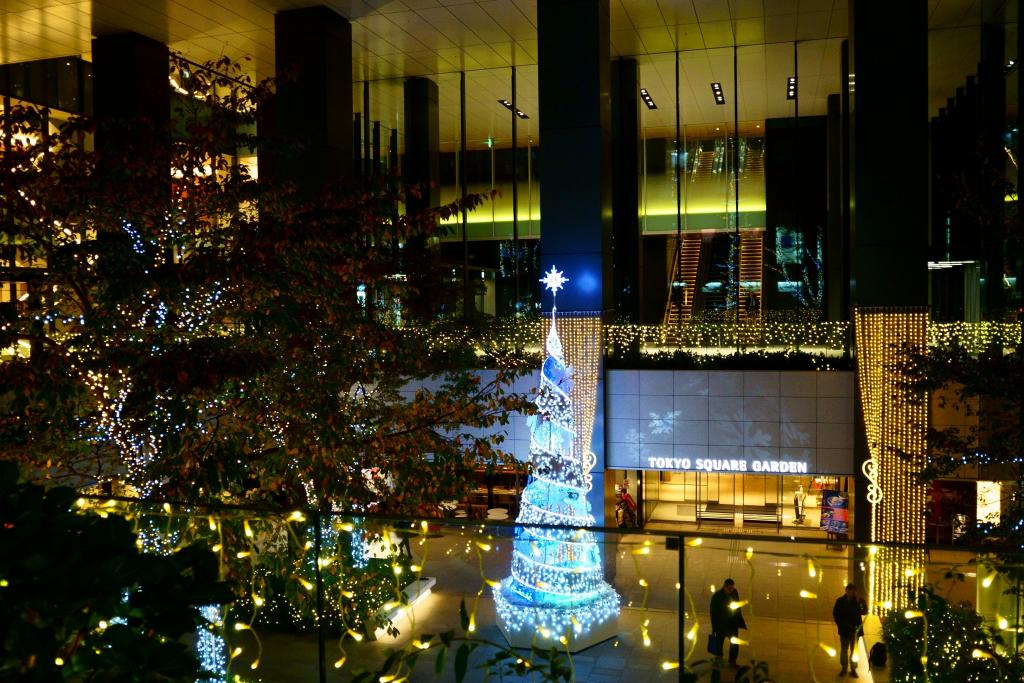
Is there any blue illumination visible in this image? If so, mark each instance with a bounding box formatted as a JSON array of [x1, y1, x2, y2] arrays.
[[495, 271, 618, 640], [576, 270, 599, 294]]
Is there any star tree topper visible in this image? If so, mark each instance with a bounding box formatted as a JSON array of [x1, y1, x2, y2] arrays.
[[541, 266, 568, 294]]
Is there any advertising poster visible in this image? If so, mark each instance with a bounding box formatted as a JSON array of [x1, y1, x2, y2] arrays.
[[819, 490, 849, 534]]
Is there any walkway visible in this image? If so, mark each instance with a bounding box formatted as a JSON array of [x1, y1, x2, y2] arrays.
[[239, 528, 950, 681]]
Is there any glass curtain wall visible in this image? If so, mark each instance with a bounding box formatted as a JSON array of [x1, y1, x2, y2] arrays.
[[633, 38, 848, 535], [351, 37, 842, 323], [355, 67, 541, 317]]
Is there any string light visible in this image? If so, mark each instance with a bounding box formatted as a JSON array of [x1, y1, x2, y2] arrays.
[[494, 270, 619, 644], [855, 308, 928, 613], [196, 604, 226, 678]]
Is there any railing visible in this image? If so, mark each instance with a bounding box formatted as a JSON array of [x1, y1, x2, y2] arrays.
[[74, 497, 1024, 682]]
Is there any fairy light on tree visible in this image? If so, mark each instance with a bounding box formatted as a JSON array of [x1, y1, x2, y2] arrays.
[[494, 266, 619, 650]]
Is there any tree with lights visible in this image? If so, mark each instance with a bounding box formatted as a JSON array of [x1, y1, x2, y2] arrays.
[[898, 343, 1024, 557], [882, 586, 1024, 682], [897, 342, 1024, 665], [494, 266, 619, 648], [0, 55, 531, 673], [0, 55, 527, 513]]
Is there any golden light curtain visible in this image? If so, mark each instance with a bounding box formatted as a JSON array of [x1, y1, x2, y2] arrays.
[[854, 307, 929, 613], [555, 313, 602, 487]]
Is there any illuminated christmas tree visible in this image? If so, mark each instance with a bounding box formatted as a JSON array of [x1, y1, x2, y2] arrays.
[[494, 267, 619, 650]]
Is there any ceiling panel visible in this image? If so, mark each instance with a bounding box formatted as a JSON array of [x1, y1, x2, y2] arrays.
[[0, 0, 998, 147]]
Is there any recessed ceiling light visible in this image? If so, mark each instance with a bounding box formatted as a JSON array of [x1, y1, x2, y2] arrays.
[[498, 99, 529, 119], [786, 76, 797, 100], [640, 87, 657, 109], [710, 82, 725, 105]]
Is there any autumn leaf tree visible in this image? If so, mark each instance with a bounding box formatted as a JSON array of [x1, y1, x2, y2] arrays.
[[0, 55, 529, 515]]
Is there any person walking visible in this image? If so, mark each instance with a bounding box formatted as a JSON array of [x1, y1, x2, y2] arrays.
[[833, 583, 868, 677], [709, 578, 748, 667]]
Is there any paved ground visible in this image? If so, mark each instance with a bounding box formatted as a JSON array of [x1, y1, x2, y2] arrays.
[[237, 528, 971, 682]]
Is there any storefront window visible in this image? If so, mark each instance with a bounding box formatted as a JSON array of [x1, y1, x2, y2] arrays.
[[637, 470, 849, 536]]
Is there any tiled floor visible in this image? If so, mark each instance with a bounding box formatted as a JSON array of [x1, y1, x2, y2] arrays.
[[244, 529, 961, 681]]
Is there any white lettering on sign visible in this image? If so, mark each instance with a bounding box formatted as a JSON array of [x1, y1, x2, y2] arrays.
[[646, 457, 808, 474], [647, 457, 692, 470]]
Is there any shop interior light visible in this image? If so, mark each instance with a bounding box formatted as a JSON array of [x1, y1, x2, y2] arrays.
[[710, 82, 725, 105], [786, 76, 797, 100], [497, 99, 529, 119], [639, 88, 657, 109]]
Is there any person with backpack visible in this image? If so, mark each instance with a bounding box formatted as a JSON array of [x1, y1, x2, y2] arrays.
[[833, 583, 868, 677]]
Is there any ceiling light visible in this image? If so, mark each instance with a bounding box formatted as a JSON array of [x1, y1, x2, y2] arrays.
[[640, 88, 657, 110], [710, 82, 725, 105], [498, 99, 529, 119], [786, 76, 797, 100]]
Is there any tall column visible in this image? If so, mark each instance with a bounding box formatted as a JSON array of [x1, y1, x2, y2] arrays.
[[825, 94, 845, 322], [849, 1, 928, 306], [849, 0, 929, 612], [538, 0, 611, 519], [610, 58, 641, 323], [539, 0, 612, 316], [403, 77, 440, 213], [402, 77, 440, 322], [91, 32, 170, 186], [271, 6, 352, 194], [979, 22, 1007, 316]]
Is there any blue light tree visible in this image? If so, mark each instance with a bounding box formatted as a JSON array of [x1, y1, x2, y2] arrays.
[[494, 267, 619, 649]]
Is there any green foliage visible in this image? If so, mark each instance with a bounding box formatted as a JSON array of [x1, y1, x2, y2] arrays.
[[0, 462, 232, 681], [349, 598, 575, 682], [882, 586, 1024, 683], [897, 342, 1024, 571]]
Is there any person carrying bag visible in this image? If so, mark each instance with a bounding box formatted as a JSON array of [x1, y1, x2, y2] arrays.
[[709, 578, 748, 667]]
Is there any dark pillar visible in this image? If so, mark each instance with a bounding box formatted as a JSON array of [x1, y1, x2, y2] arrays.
[[403, 77, 440, 212], [538, 0, 612, 316], [403, 76, 440, 320], [849, 1, 928, 547], [91, 32, 170, 181], [825, 94, 844, 322], [272, 6, 352, 194], [610, 58, 641, 324], [539, 0, 611, 522], [979, 22, 1007, 317], [841, 40, 852, 322], [849, 1, 929, 306]]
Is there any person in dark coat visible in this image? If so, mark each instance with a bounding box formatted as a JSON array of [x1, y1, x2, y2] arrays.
[[833, 583, 868, 677], [709, 578, 748, 666]]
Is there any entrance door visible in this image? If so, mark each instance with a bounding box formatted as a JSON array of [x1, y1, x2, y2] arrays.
[[742, 474, 782, 527], [697, 473, 738, 527]]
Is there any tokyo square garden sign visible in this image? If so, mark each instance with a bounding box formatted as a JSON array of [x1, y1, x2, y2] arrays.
[[605, 369, 856, 476], [644, 455, 811, 474]]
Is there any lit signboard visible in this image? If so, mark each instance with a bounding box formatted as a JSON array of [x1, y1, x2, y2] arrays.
[[644, 456, 810, 473]]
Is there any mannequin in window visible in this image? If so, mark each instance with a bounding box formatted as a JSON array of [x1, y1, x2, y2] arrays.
[[794, 485, 807, 524]]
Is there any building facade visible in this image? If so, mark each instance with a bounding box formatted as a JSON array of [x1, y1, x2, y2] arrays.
[[1, 1, 1020, 550]]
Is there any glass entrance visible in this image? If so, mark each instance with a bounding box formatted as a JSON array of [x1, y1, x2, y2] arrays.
[[640, 471, 849, 535]]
